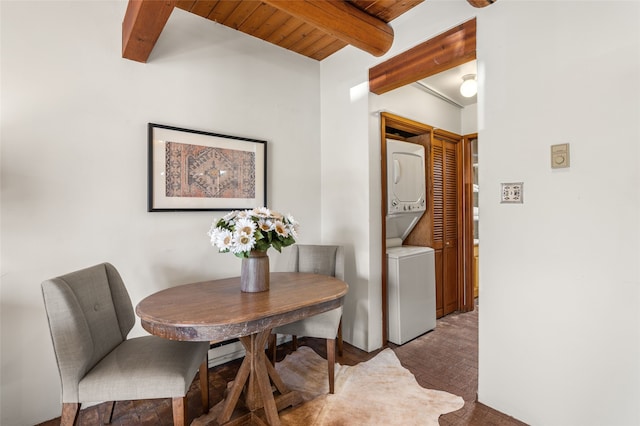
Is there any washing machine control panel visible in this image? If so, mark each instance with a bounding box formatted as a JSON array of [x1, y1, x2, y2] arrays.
[[389, 197, 426, 213]]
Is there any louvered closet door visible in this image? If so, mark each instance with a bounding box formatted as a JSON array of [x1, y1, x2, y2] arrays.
[[431, 138, 459, 317], [431, 142, 445, 317], [443, 141, 458, 316]]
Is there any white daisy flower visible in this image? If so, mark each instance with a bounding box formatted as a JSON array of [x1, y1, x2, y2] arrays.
[[288, 223, 299, 239], [257, 218, 274, 232], [207, 223, 218, 239], [284, 214, 299, 237], [253, 207, 271, 218], [236, 210, 252, 220], [214, 228, 234, 251], [232, 231, 256, 253], [222, 211, 237, 222], [286, 214, 298, 225], [236, 217, 257, 236], [273, 220, 289, 238]]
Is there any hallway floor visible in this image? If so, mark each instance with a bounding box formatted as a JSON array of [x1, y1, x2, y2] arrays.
[[38, 305, 527, 425], [388, 306, 526, 425], [299, 305, 526, 426]]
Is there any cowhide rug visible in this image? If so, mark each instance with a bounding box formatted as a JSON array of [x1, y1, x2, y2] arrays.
[[194, 346, 464, 425], [276, 346, 463, 425]]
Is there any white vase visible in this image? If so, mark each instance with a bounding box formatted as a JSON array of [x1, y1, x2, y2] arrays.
[[240, 250, 269, 292]]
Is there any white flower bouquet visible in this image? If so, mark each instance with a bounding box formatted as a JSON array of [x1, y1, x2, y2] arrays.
[[208, 207, 299, 258]]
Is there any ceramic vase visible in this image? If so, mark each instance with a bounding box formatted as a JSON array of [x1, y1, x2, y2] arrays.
[[240, 250, 269, 292]]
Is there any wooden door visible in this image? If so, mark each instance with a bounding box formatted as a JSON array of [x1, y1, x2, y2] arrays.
[[462, 134, 479, 311], [443, 140, 459, 315], [431, 141, 445, 317], [431, 134, 460, 317]]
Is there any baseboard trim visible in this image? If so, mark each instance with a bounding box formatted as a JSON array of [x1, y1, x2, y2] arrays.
[[207, 335, 291, 368]]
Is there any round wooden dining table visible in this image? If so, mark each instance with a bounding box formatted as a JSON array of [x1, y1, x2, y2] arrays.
[[136, 272, 348, 426]]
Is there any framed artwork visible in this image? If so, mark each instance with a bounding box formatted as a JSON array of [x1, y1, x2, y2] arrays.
[[148, 123, 267, 212]]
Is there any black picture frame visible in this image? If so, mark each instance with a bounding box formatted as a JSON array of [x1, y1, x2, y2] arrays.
[[148, 123, 267, 212]]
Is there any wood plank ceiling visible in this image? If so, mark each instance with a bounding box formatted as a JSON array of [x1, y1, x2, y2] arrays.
[[122, 0, 496, 63], [177, 0, 416, 60]]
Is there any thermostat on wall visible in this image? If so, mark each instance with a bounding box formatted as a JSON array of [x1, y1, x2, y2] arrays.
[[501, 182, 523, 204], [551, 143, 570, 168]]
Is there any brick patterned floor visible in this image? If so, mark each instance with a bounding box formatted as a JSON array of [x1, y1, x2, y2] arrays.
[[390, 306, 526, 426]]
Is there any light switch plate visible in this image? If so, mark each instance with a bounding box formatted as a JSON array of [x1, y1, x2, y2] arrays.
[[501, 182, 523, 203], [551, 143, 570, 168]]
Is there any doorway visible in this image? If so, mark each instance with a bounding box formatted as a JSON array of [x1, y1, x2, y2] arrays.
[[370, 18, 478, 344]]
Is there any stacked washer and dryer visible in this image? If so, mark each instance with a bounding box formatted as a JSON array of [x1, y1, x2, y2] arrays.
[[385, 140, 436, 345]]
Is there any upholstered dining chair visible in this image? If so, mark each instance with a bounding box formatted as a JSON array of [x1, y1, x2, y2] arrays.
[[41, 262, 210, 426], [269, 244, 345, 394]]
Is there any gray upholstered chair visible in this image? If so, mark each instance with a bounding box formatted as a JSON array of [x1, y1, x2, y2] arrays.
[[270, 244, 345, 394], [41, 262, 210, 426]]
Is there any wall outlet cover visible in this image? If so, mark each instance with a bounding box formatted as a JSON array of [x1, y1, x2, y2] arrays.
[[501, 182, 523, 203]]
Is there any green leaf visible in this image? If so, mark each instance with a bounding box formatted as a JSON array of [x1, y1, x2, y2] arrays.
[[255, 240, 270, 252]]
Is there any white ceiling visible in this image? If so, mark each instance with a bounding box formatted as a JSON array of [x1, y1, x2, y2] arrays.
[[416, 60, 477, 108]]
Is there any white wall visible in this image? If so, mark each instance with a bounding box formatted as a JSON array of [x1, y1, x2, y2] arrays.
[[462, 103, 478, 135], [0, 2, 321, 424], [371, 83, 463, 133], [319, 49, 377, 349], [478, 2, 639, 424], [321, 0, 639, 425]]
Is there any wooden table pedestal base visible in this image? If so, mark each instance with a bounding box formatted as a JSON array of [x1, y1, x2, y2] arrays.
[[206, 329, 302, 426]]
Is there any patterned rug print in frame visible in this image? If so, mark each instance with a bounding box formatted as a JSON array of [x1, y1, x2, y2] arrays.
[[148, 123, 266, 212]]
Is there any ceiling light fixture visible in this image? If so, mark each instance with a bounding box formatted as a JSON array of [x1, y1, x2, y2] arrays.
[[459, 74, 477, 98]]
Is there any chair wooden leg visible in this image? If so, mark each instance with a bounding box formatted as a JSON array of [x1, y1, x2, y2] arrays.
[[292, 335, 298, 351], [199, 359, 209, 414], [268, 333, 277, 365], [60, 403, 80, 426], [99, 401, 116, 424], [337, 319, 343, 357], [172, 397, 187, 426], [326, 338, 336, 394]]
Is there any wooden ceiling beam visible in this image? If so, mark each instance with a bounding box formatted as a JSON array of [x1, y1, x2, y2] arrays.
[[467, 0, 496, 7], [262, 0, 394, 57], [369, 18, 476, 95], [122, 0, 176, 63]]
